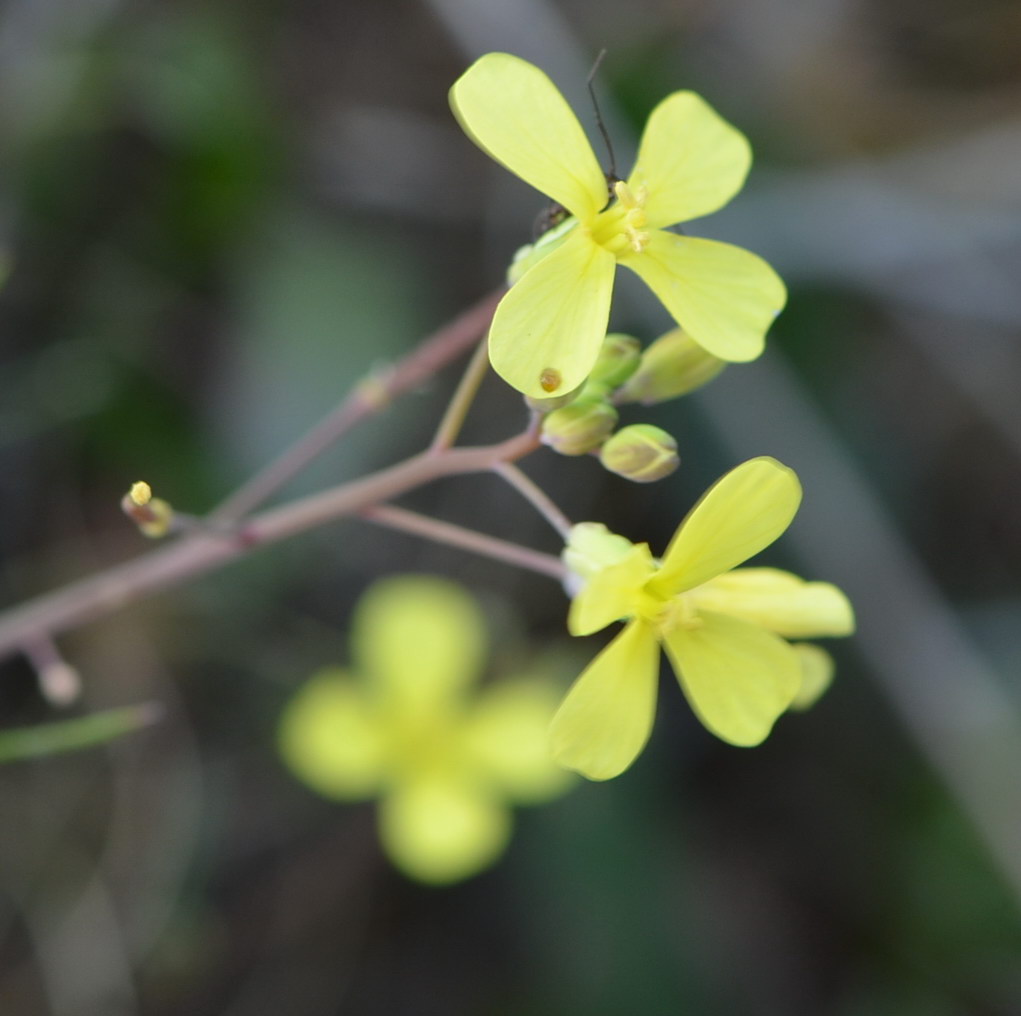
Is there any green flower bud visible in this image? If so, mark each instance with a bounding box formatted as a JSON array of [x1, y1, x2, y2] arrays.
[[541, 397, 618, 456], [599, 424, 679, 483], [507, 217, 577, 284], [616, 328, 725, 405], [586, 333, 642, 393]]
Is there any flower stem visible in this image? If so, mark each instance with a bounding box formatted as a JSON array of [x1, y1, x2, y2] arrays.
[[493, 462, 573, 538], [429, 336, 491, 453], [360, 504, 564, 579], [209, 287, 505, 523], [0, 431, 540, 662]]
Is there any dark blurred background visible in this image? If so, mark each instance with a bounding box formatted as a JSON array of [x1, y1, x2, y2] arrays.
[[2, 1, 1021, 1013]]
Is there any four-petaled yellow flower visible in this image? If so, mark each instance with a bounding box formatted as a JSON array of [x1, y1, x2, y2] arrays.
[[550, 458, 854, 781], [450, 52, 787, 399], [279, 576, 572, 883]]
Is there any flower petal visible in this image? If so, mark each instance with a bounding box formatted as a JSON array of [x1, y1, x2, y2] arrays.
[[489, 227, 615, 398], [450, 52, 607, 222], [463, 679, 573, 803], [379, 772, 510, 884], [652, 457, 801, 596], [623, 231, 786, 362], [789, 643, 835, 710], [568, 542, 656, 636], [688, 568, 855, 638], [663, 611, 800, 746], [629, 91, 752, 228], [550, 620, 660, 780], [352, 576, 484, 713], [278, 668, 386, 800]]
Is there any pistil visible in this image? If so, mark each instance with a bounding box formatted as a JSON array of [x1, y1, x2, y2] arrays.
[[587, 181, 650, 256]]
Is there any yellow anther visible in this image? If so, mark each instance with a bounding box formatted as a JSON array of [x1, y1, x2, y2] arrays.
[[627, 229, 650, 253], [121, 481, 174, 538], [649, 594, 701, 636], [613, 181, 646, 209], [589, 182, 651, 256], [129, 481, 152, 506], [625, 208, 646, 227]]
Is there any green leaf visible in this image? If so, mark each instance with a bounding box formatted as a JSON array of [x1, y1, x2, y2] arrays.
[[0, 704, 162, 764]]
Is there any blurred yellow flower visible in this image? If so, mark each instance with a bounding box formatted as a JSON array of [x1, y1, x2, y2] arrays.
[[279, 576, 571, 883], [551, 458, 854, 780], [450, 52, 786, 398]]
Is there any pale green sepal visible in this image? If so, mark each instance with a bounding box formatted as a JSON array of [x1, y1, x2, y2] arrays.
[[541, 396, 618, 455], [585, 332, 642, 392], [652, 457, 801, 596], [599, 423, 679, 483], [550, 620, 660, 780], [663, 611, 800, 746], [562, 522, 636, 584], [508, 217, 578, 284], [616, 328, 726, 405], [568, 543, 656, 636]]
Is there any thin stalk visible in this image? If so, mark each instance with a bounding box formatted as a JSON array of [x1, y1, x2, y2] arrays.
[[429, 337, 490, 453], [493, 462, 573, 538], [361, 504, 565, 580], [210, 287, 505, 523], [23, 634, 80, 706], [0, 431, 539, 662]]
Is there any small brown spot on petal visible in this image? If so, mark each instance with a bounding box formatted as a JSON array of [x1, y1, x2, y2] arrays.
[[540, 368, 562, 393]]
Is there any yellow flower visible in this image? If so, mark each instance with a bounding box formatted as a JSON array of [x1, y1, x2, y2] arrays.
[[450, 52, 786, 399], [278, 576, 571, 883], [550, 458, 854, 780]]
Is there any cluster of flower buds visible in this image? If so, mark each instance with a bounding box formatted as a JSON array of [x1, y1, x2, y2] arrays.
[[536, 328, 725, 483]]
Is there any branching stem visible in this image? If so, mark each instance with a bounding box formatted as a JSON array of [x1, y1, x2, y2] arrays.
[[210, 287, 505, 523], [360, 504, 564, 579], [493, 462, 573, 538], [0, 431, 541, 662], [429, 337, 491, 453]]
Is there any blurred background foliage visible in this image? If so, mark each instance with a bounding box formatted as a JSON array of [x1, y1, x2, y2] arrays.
[[1, 0, 1021, 1013]]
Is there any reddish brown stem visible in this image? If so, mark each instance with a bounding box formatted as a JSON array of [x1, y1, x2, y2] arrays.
[[0, 431, 540, 662], [210, 287, 506, 523]]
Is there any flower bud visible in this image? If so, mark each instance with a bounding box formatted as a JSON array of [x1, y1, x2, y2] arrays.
[[586, 333, 641, 393], [121, 481, 174, 538], [616, 328, 725, 405], [541, 397, 618, 456], [599, 424, 679, 483]]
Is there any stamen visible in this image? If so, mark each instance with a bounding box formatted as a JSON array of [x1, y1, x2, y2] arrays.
[[647, 594, 701, 635], [589, 182, 651, 256]]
